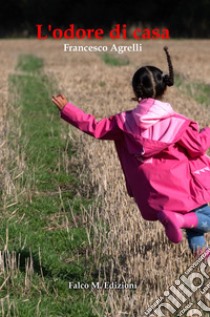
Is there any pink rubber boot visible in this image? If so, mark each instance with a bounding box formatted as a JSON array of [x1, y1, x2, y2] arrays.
[[157, 211, 198, 244]]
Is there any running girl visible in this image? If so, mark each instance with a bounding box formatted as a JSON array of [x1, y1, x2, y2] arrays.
[[52, 47, 210, 256]]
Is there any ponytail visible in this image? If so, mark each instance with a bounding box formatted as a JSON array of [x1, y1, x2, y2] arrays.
[[163, 46, 174, 87]]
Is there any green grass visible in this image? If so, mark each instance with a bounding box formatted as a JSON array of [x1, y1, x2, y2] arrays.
[[175, 72, 210, 107], [0, 54, 101, 316], [16, 54, 43, 72], [101, 52, 130, 66]]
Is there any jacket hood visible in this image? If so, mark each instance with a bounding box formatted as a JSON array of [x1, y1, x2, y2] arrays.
[[132, 98, 174, 129], [118, 98, 192, 159]]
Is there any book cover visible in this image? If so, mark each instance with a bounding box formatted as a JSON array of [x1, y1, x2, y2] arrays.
[[0, 2, 210, 316]]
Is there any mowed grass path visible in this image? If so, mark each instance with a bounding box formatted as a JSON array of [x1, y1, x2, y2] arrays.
[[0, 55, 100, 316]]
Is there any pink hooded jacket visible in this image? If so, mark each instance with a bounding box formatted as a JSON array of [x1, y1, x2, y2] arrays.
[[61, 98, 210, 221]]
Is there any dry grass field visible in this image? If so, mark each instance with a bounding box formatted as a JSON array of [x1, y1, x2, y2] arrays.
[[0, 39, 210, 316]]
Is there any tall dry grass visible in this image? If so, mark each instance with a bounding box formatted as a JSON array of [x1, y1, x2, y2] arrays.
[[0, 42, 35, 314], [46, 40, 210, 316]]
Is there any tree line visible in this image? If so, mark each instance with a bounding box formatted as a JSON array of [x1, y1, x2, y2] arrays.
[[0, 0, 210, 38]]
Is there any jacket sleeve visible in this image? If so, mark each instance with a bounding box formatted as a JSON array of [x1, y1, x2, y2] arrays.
[[60, 102, 122, 140], [178, 122, 210, 158]]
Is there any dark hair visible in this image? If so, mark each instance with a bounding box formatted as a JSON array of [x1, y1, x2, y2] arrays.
[[132, 46, 174, 100]]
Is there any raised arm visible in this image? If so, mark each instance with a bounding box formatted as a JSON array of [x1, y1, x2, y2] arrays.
[[178, 121, 210, 158], [52, 94, 121, 140]]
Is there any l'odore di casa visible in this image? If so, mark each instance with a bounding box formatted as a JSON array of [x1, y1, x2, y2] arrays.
[[36, 24, 170, 40]]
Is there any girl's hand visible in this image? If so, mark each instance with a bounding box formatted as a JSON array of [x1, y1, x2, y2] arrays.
[[52, 94, 68, 111]]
